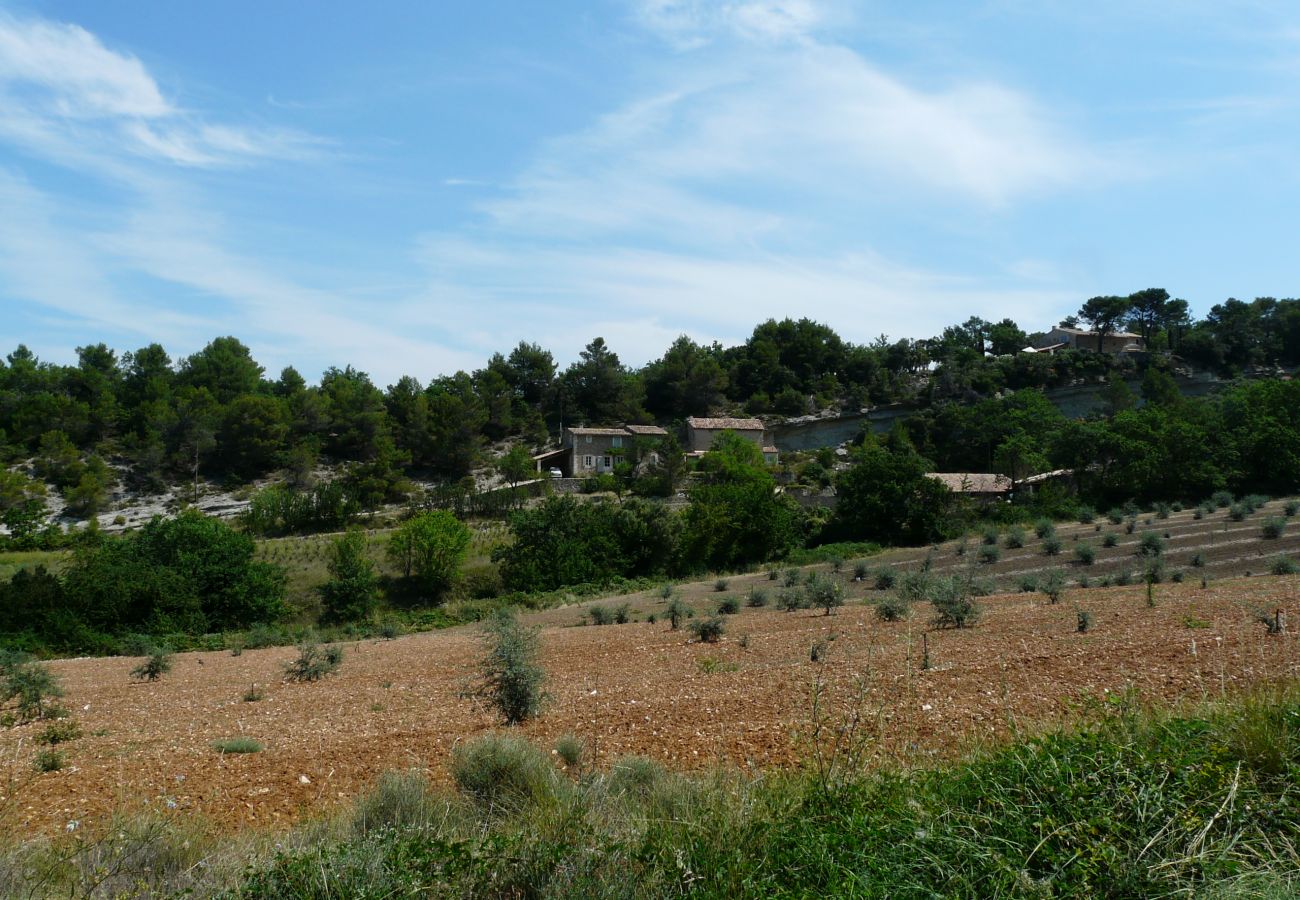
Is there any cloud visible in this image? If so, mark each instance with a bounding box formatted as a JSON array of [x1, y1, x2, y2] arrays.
[[0, 11, 321, 167], [633, 0, 830, 48]]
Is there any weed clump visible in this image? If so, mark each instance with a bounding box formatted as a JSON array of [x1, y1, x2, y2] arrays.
[[213, 737, 262, 754], [33, 749, 65, 772], [451, 733, 557, 811], [852, 561, 870, 581], [351, 770, 439, 836], [554, 734, 584, 770]]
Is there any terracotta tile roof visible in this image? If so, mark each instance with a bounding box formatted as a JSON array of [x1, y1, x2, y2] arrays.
[[926, 472, 1013, 494], [686, 416, 765, 431]]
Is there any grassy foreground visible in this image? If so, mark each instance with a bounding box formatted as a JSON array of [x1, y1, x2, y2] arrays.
[[4, 686, 1298, 898]]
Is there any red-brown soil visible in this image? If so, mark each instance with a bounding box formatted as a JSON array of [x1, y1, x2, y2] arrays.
[[3, 574, 1296, 836]]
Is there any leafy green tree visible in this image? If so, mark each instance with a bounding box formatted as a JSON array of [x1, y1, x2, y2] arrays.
[[177, 336, 265, 404], [319, 529, 379, 623], [386, 510, 472, 596], [831, 442, 952, 545], [496, 444, 535, 492], [560, 337, 644, 426], [643, 335, 728, 419], [988, 319, 1029, 355], [1078, 295, 1133, 351], [683, 432, 800, 571]]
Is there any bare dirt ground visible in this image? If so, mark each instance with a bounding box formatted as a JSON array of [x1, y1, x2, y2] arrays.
[[3, 574, 1296, 837]]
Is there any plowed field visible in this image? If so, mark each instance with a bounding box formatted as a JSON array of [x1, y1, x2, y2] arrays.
[[3, 574, 1296, 836]]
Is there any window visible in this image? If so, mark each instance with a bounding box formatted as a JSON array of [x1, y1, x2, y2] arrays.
[[603, 456, 612, 469], [584, 455, 594, 468], [585, 435, 592, 444], [611, 436, 623, 448]]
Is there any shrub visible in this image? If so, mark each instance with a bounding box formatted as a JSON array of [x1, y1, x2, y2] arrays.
[[929, 578, 981, 629], [607, 756, 670, 801], [978, 545, 1000, 565], [1017, 574, 1038, 593], [1125, 517, 1138, 534], [1077, 505, 1096, 524], [713, 578, 729, 593], [351, 770, 439, 836], [1193, 507, 1204, 520], [717, 597, 740, 615], [897, 570, 933, 603], [1211, 491, 1234, 509], [1041, 570, 1067, 604], [777, 587, 804, 612], [2, 659, 64, 724], [284, 642, 343, 682], [479, 609, 545, 725], [451, 733, 556, 810], [587, 606, 613, 626], [875, 594, 911, 622], [243, 684, 265, 702], [1075, 544, 1096, 566], [689, 616, 725, 643], [1285, 500, 1300, 518], [1138, 532, 1165, 557], [1261, 519, 1286, 540], [387, 510, 472, 595], [1076, 609, 1093, 633], [554, 734, 584, 770], [659, 583, 676, 599], [38, 720, 81, 745], [1078, 575, 1091, 588], [1154, 502, 1171, 520], [1114, 570, 1133, 586], [613, 604, 631, 625], [666, 598, 690, 630], [981, 525, 999, 546], [1042, 536, 1062, 556], [1003, 528, 1025, 549], [783, 568, 800, 587], [766, 569, 779, 581], [746, 587, 769, 608], [1247, 606, 1285, 635], [829, 556, 845, 574], [130, 646, 173, 682], [1170, 570, 1185, 583], [1243, 494, 1269, 512], [1229, 504, 1247, 522], [806, 575, 844, 616], [873, 568, 897, 590], [1034, 519, 1056, 540], [852, 561, 870, 581], [1270, 557, 1298, 576], [810, 638, 830, 662], [1106, 508, 1124, 524], [213, 737, 262, 754], [1191, 552, 1206, 568], [319, 529, 379, 623], [34, 749, 65, 772], [1102, 533, 1119, 548]]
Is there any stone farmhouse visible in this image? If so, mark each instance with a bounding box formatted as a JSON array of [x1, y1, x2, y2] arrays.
[[1031, 325, 1145, 355], [685, 416, 779, 464], [534, 424, 669, 478]]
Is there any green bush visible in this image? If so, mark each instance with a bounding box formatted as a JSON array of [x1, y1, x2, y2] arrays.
[[929, 577, 981, 629], [1229, 504, 1247, 522], [450, 733, 557, 811], [1285, 500, 1300, 518], [1139, 532, 1165, 557], [1017, 574, 1038, 593], [713, 578, 729, 593], [1041, 570, 1067, 604], [689, 617, 725, 643], [783, 568, 800, 587], [1107, 508, 1125, 524], [1191, 552, 1206, 568], [805, 574, 844, 616], [852, 561, 870, 581], [666, 598, 690, 630], [746, 587, 769, 608], [2, 658, 64, 724], [33, 749, 65, 772], [777, 588, 804, 612], [479, 609, 545, 725], [130, 646, 173, 682], [283, 641, 343, 682], [1034, 519, 1056, 540], [873, 567, 897, 590], [1270, 557, 1298, 576], [319, 529, 379, 623], [1003, 527, 1025, 549], [981, 525, 999, 546], [1102, 532, 1119, 548], [978, 545, 1000, 565], [1261, 518, 1286, 540], [1076, 505, 1096, 524], [37, 720, 81, 745], [1042, 536, 1062, 556], [1076, 608, 1092, 632], [1075, 544, 1096, 566], [717, 597, 740, 615], [587, 605, 613, 626], [1211, 490, 1234, 508], [1154, 502, 1171, 520], [875, 594, 911, 622], [350, 770, 439, 836]]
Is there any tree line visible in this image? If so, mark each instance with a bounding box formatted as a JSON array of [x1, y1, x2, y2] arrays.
[[3, 291, 1298, 522]]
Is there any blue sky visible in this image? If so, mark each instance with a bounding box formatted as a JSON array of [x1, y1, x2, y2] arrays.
[[1, 1, 1297, 386]]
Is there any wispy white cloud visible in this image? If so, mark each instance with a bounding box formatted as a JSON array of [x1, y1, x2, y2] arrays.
[[0, 11, 322, 167]]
